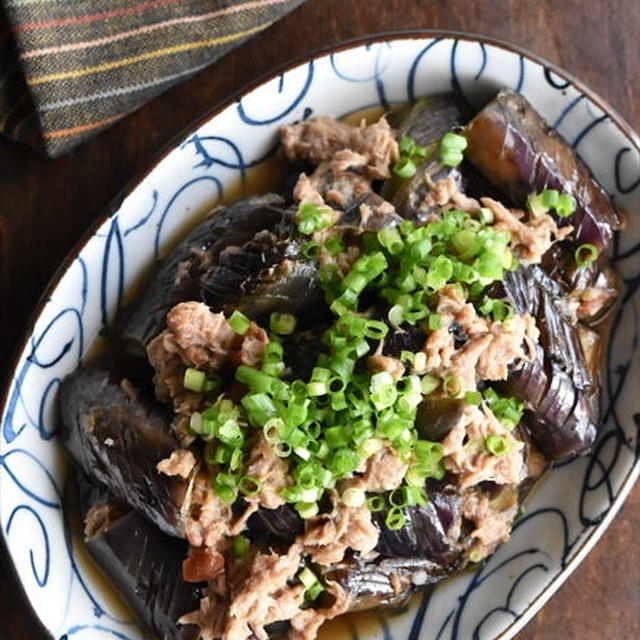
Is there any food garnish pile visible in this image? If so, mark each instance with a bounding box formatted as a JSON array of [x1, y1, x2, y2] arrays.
[[59, 90, 622, 640]]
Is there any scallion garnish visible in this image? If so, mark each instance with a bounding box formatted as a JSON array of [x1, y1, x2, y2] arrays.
[[485, 433, 511, 456], [183, 367, 206, 392], [228, 309, 251, 335], [231, 534, 250, 558], [438, 132, 467, 166], [270, 312, 297, 335], [575, 243, 598, 267]]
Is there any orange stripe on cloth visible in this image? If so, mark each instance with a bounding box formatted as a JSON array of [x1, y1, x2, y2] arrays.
[[29, 22, 270, 85], [21, 0, 290, 58], [14, 0, 184, 32], [43, 112, 125, 139]]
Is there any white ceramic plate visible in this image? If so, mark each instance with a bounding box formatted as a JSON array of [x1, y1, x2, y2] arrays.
[[2, 32, 640, 640]]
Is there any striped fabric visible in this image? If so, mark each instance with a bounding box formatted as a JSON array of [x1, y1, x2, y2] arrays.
[[0, 0, 306, 156]]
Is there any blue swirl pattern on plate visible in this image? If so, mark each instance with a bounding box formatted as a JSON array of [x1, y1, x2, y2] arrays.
[[1, 36, 639, 640]]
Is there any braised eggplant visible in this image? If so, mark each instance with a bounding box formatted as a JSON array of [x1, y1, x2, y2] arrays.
[[58, 90, 620, 640], [199, 211, 324, 324], [120, 194, 287, 351], [500, 265, 599, 458], [465, 89, 622, 249], [383, 95, 469, 221], [59, 365, 186, 537]]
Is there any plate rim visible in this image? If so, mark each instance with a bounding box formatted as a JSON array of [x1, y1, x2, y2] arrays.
[[2, 28, 639, 640]]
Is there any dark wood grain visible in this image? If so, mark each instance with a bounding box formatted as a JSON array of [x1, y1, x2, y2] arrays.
[[1, 0, 639, 638]]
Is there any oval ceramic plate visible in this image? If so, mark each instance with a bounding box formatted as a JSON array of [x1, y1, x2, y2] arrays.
[[2, 32, 640, 640]]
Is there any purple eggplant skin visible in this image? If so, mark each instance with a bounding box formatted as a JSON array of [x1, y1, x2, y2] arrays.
[[323, 555, 454, 612], [500, 265, 599, 459], [464, 90, 622, 250], [382, 94, 469, 222], [119, 194, 286, 352], [199, 209, 325, 325], [246, 503, 304, 549], [85, 509, 202, 640], [58, 365, 186, 537], [502, 265, 594, 390], [373, 479, 464, 563]]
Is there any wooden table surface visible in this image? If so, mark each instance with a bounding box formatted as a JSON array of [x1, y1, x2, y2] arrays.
[[1, 0, 639, 638]]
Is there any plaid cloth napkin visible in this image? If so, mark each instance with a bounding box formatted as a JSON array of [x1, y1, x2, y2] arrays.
[[0, 0, 306, 156]]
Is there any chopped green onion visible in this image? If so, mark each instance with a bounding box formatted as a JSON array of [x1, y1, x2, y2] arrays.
[[324, 235, 344, 255], [378, 226, 404, 254], [296, 501, 319, 519], [190, 411, 203, 434], [232, 535, 250, 558], [228, 310, 251, 335], [556, 193, 576, 217], [270, 311, 297, 335], [421, 374, 440, 395], [389, 487, 409, 507], [464, 390, 483, 405], [440, 132, 468, 152], [385, 506, 406, 530], [183, 367, 206, 392], [428, 313, 441, 330], [341, 486, 366, 507], [443, 375, 461, 398], [203, 375, 221, 393], [367, 495, 386, 512], [393, 157, 417, 179], [301, 240, 319, 258], [478, 207, 494, 225], [439, 148, 463, 167], [298, 567, 319, 589], [485, 434, 511, 456], [239, 475, 263, 497], [452, 229, 476, 255], [575, 243, 598, 267], [306, 581, 324, 600]]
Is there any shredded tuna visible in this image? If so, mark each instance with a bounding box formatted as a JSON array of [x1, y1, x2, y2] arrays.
[[84, 504, 124, 537], [224, 544, 304, 640], [293, 172, 326, 206], [294, 161, 371, 208], [476, 314, 539, 380], [462, 486, 519, 560], [244, 434, 291, 509], [289, 582, 352, 640], [481, 197, 573, 263], [367, 353, 405, 380], [421, 176, 480, 214], [359, 445, 408, 491], [281, 116, 399, 179], [146, 301, 268, 412], [166, 301, 268, 369], [423, 176, 458, 208], [183, 471, 234, 549], [299, 500, 379, 565], [450, 190, 481, 213], [180, 591, 228, 640], [157, 449, 197, 479], [442, 405, 525, 487], [423, 285, 538, 392], [572, 285, 617, 319]]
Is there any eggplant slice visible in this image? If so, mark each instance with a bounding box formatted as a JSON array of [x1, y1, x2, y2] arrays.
[[382, 94, 469, 221], [119, 194, 287, 352], [58, 365, 186, 537], [500, 265, 600, 459], [464, 89, 622, 249], [199, 209, 325, 325]]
